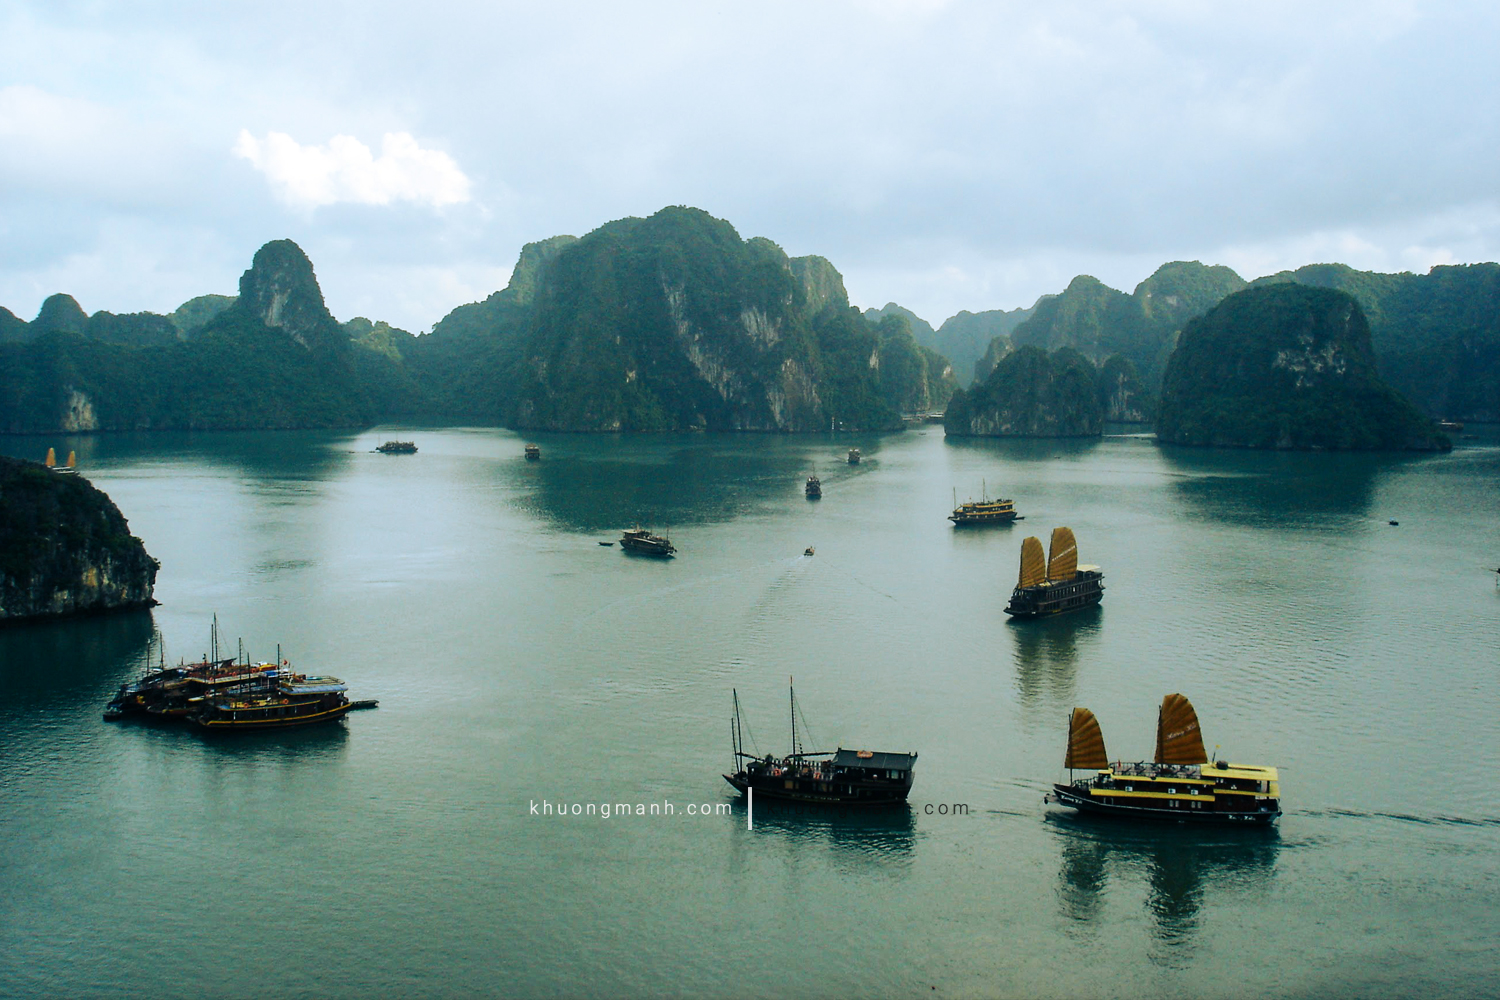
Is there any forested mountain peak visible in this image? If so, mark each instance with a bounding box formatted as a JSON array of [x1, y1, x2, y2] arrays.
[[33, 293, 88, 335], [227, 239, 343, 352]]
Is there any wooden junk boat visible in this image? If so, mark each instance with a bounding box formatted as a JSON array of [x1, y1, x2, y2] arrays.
[[376, 440, 417, 454], [723, 684, 917, 806], [1046, 694, 1281, 825], [619, 526, 676, 557], [44, 448, 79, 474], [1003, 527, 1103, 618], [949, 481, 1019, 526], [805, 476, 822, 499], [192, 673, 355, 731]]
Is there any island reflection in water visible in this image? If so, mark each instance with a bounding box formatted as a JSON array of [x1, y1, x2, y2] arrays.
[[1048, 811, 1279, 962], [0, 609, 157, 718], [514, 433, 884, 534], [1158, 444, 1423, 528]]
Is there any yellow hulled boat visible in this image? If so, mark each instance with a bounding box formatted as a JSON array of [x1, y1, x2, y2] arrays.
[[1046, 694, 1281, 825]]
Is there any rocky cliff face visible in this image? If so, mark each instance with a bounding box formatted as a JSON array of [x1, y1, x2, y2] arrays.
[[946, 302, 1041, 385], [513, 207, 830, 432], [1156, 284, 1449, 451], [231, 240, 347, 353], [0, 456, 158, 622], [789, 255, 848, 315], [944, 346, 1103, 438]]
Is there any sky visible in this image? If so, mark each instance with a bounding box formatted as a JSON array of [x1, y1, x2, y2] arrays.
[[2, 0, 1497, 334]]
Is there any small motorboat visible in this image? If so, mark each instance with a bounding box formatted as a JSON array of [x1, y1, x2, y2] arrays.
[[804, 546, 815, 556], [599, 541, 615, 546]]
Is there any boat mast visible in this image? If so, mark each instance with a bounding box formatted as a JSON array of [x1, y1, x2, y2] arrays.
[[731, 689, 743, 767], [789, 676, 796, 759]]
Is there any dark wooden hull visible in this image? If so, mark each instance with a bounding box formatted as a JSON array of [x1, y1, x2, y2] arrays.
[[949, 512, 1018, 525], [620, 540, 674, 556], [723, 772, 911, 806], [195, 701, 352, 731], [1005, 572, 1104, 618], [1049, 783, 1281, 825]]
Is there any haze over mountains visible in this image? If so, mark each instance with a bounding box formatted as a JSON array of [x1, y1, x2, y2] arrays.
[[2, 205, 1495, 443]]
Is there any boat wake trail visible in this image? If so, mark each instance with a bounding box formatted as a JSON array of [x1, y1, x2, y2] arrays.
[[1303, 808, 1500, 828]]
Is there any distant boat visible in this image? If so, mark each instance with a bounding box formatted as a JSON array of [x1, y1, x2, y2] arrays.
[[949, 481, 1018, 526], [43, 447, 77, 474], [722, 683, 917, 806], [376, 441, 417, 454], [1439, 421, 1464, 432], [598, 541, 615, 546], [1004, 527, 1104, 618], [620, 526, 675, 557], [847, 448, 861, 464], [805, 476, 822, 499], [804, 546, 815, 556], [1045, 694, 1282, 825], [524, 444, 541, 460]]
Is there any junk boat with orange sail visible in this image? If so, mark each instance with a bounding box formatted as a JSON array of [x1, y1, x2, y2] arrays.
[[1046, 693, 1281, 825], [722, 684, 917, 806], [1003, 527, 1103, 617]]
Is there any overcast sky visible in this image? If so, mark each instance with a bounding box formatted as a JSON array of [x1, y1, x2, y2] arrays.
[[2, 1, 1497, 334]]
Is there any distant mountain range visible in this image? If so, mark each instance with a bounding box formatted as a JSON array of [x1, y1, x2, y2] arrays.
[[0, 208, 955, 434], [2, 206, 1496, 438], [884, 258, 1499, 424]]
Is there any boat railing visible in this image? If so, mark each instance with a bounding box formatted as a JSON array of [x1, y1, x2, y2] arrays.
[[1111, 761, 1202, 779]]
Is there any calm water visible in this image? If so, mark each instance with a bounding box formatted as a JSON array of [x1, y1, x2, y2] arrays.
[[2, 426, 1499, 999]]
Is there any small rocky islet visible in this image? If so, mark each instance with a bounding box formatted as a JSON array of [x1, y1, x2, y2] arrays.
[[0, 455, 158, 622]]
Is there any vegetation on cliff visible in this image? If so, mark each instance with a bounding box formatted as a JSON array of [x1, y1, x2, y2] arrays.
[[0, 241, 378, 432], [945, 345, 1104, 437], [508, 207, 950, 431], [1156, 284, 1449, 451], [0, 456, 158, 621], [944, 303, 1041, 385], [1253, 262, 1500, 422], [1004, 262, 1247, 393]]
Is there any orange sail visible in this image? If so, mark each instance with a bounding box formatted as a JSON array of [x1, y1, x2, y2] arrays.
[[1046, 526, 1077, 581], [45, 447, 56, 468], [1017, 536, 1046, 589], [66, 450, 77, 469], [1064, 707, 1108, 769], [1154, 693, 1208, 764]]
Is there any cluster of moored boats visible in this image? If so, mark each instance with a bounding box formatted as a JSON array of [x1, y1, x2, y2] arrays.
[[104, 627, 373, 731]]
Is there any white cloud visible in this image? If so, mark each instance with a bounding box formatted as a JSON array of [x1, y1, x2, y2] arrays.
[[233, 130, 471, 209]]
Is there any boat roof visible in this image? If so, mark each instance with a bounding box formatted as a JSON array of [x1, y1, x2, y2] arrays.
[[832, 748, 917, 771], [1209, 762, 1279, 780]]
